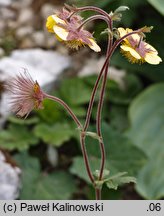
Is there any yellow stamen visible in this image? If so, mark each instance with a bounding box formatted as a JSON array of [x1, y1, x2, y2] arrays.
[[33, 82, 40, 94]]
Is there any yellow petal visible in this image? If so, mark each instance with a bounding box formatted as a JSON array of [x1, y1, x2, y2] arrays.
[[46, 16, 56, 33], [144, 53, 162, 65], [51, 15, 66, 25], [117, 27, 127, 37], [120, 45, 141, 59], [88, 38, 101, 52], [118, 27, 141, 43], [143, 42, 158, 54], [130, 33, 140, 41], [53, 25, 69, 41]]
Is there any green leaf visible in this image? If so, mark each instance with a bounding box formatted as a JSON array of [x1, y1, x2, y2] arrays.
[[147, 0, 164, 15], [93, 169, 110, 179], [110, 105, 129, 132], [0, 124, 38, 151], [136, 155, 164, 199], [15, 152, 76, 200], [70, 156, 136, 191], [70, 123, 146, 184], [126, 84, 164, 199], [88, 123, 147, 176], [106, 74, 143, 105], [106, 172, 136, 190], [34, 172, 76, 200], [8, 116, 39, 125], [14, 152, 40, 199], [34, 122, 75, 147], [37, 99, 64, 124], [59, 77, 91, 105], [70, 156, 103, 183], [127, 84, 164, 157], [71, 106, 86, 117]]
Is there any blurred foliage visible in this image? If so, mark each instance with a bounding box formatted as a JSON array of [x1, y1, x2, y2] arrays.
[[126, 84, 164, 199], [34, 122, 75, 147], [0, 124, 38, 151], [147, 0, 164, 15]]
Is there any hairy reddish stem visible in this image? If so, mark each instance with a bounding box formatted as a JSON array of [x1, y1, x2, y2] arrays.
[[45, 93, 94, 184], [95, 188, 101, 200], [77, 15, 110, 31], [44, 94, 82, 128], [80, 133, 95, 184]]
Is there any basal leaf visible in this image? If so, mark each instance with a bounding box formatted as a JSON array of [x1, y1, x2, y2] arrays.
[[34, 122, 75, 147], [126, 84, 164, 199], [37, 99, 64, 124], [0, 124, 38, 151], [87, 123, 147, 176], [107, 74, 143, 105], [14, 152, 41, 199], [147, 0, 164, 15], [70, 123, 146, 184], [59, 77, 91, 105], [136, 155, 164, 199], [33, 172, 76, 200], [15, 152, 76, 200], [127, 84, 164, 157]]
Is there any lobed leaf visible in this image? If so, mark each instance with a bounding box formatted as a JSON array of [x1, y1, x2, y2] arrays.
[[15, 152, 76, 200], [34, 122, 75, 147], [0, 124, 38, 151]]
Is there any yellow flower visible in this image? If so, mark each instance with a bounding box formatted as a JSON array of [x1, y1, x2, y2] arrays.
[[118, 27, 162, 64], [46, 15, 101, 52]]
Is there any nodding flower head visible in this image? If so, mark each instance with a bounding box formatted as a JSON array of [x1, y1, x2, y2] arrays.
[[46, 8, 101, 52], [118, 27, 162, 64], [6, 71, 45, 118]]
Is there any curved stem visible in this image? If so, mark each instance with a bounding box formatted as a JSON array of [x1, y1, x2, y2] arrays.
[[77, 6, 110, 16], [84, 33, 113, 131], [77, 15, 110, 31], [80, 133, 95, 184], [44, 93, 94, 184], [96, 31, 112, 182], [44, 94, 82, 128], [96, 62, 109, 181], [77, 6, 112, 28], [94, 29, 143, 181], [83, 28, 142, 128], [67, 5, 112, 31], [83, 57, 107, 131]]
